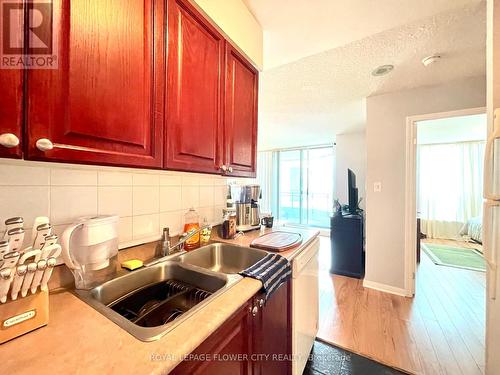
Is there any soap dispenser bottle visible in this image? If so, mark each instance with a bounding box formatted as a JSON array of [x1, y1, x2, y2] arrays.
[[183, 208, 200, 250]]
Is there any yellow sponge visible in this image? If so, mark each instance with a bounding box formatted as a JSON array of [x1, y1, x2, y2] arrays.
[[121, 259, 143, 271]]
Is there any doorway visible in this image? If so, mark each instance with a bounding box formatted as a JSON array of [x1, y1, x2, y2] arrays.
[[405, 107, 487, 295], [405, 109, 487, 374]]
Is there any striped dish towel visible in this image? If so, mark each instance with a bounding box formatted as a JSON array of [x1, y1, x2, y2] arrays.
[[239, 253, 291, 301]]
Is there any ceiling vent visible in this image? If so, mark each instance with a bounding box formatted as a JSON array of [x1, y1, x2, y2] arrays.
[[371, 64, 394, 76]]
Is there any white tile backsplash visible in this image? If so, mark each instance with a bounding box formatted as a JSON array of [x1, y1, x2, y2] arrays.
[[98, 171, 133, 186], [133, 186, 160, 215], [159, 211, 184, 235], [118, 216, 133, 243], [213, 205, 225, 222], [133, 173, 159, 186], [98, 186, 133, 217], [198, 206, 214, 223], [0, 164, 49, 185], [213, 176, 228, 186], [0, 186, 50, 228], [182, 186, 199, 209], [51, 168, 98, 186], [50, 186, 98, 225], [160, 186, 182, 212], [182, 175, 200, 186], [0, 160, 234, 249], [160, 174, 182, 186], [133, 213, 159, 240], [198, 176, 214, 186], [199, 186, 214, 207], [214, 185, 228, 206]]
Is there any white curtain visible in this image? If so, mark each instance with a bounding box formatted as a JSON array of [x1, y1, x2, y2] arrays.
[[253, 151, 274, 214], [417, 141, 485, 239]]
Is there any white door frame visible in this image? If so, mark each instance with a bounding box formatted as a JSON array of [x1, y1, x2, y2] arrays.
[[404, 106, 486, 296]]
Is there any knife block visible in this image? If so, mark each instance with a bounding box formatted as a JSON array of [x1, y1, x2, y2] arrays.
[[0, 290, 49, 344]]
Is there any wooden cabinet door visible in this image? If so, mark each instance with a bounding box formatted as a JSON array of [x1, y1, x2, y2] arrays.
[[0, 68, 23, 159], [165, 0, 224, 174], [224, 43, 258, 178], [252, 281, 292, 375], [172, 300, 253, 375], [0, 0, 23, 159], [25, 0, 164, 168]]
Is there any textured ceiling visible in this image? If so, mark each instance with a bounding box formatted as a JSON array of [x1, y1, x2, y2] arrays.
[[244, 0, 483, 69], [257, 3, 486, 150]]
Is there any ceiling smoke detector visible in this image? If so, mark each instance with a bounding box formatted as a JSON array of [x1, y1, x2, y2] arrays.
[[422, 54, 441, 66], [371, 64, 394, 76]]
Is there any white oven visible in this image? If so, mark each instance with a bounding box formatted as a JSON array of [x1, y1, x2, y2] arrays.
[[292, 237, 319, 375]]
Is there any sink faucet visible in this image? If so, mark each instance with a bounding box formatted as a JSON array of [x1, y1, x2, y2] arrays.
[[146, 224, 212, 267]]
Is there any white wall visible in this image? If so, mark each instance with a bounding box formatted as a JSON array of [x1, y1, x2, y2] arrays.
[[335, 131, 366, 209], [365, 76, 486, 291], [0, 160, 231, 251], [193, 0, 263, 69]]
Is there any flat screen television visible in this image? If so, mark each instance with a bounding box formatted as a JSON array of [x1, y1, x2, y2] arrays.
[[348, 169, 358, 213]]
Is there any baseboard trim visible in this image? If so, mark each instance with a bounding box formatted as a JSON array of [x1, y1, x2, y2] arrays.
[[363, 279, 411, 297]]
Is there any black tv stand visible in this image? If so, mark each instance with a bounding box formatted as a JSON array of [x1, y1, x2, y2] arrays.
[[330, 211, 365, 279]]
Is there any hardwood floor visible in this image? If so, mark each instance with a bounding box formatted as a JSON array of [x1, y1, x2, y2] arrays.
[[317, 236, 485, 375]]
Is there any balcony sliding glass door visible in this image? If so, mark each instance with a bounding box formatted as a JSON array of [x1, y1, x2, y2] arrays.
[[276, 146, 334, 228]]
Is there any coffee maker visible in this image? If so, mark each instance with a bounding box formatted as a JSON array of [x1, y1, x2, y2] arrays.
[[230, 184, 261, 232]]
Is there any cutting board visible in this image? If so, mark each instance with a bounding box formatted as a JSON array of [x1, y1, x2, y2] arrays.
[[250, 231, 302, 252]]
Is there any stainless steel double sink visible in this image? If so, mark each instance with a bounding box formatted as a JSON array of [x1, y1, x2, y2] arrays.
[[75, 243, 268, 341]]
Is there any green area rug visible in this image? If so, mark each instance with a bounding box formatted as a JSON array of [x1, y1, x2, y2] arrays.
[[422, 243, 486, 272]]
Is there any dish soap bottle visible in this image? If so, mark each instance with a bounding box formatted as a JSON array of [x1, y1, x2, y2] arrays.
[[200, 217, 212, 244], [183, 208, 200, 250]]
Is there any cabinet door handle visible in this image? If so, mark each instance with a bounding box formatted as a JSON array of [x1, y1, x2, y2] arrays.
[[258, 298, 264, 308], [0, 133, 19, 148], [35, 138, 54, 152], [251, 305, 258, 317], [228, 166, 233, 173], [220, 165, 228, 172]]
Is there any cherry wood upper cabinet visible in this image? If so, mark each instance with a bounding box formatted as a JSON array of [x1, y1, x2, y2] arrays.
[[224, 43, 259, 178], [165, 0, 224, 174], [0, 69, 23, 159], [25, 0, 164, 168]]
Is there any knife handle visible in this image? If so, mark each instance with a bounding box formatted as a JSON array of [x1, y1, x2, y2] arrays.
[[30, 260, 47, 294], [10, 265, 27, 300], [21, 262, 37, 297], [0, 268, 13, 303], [40, 258, 57, 292]]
